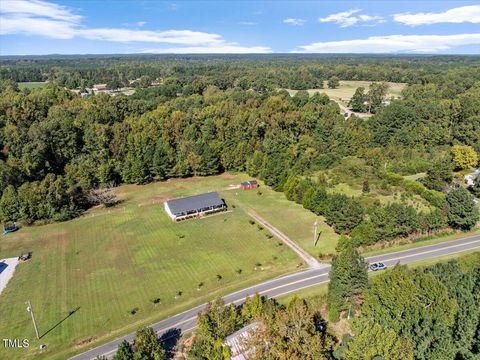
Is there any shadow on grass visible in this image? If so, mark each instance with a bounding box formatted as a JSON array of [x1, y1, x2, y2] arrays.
[[40, 307, 81, 339], [159, 328, 182, 358]]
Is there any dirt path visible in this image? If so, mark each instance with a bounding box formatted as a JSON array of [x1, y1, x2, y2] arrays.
[[335, 101, 370, 118], [246, 210, 324, 269]]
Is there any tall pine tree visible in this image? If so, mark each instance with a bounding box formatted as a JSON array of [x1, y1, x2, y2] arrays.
[[327, 237, 368, 321]]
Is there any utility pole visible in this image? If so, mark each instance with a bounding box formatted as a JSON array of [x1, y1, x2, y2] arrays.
[[26, 300, 40, 339], [313, 221, 318, 246]]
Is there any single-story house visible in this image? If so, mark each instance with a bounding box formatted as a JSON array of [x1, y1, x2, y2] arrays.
[[93, 84, 107, 92], [240, 180, 258, 190], [164, 192, 226, 221]]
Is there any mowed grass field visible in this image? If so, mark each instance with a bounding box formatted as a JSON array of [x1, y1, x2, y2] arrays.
[[17, 82, 48, 90], [286, 80, 407, 106], [222, 183, 340, 258], [0, 174, 303, 359]]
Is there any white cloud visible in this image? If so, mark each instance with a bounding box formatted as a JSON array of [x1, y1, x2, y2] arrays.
[[0, 0, 269, 52], [359, 14, 385, 23], [292, 34, 480, 53], [0, 15, 76, 39], [0, 14, 224, 44], [238, 21, 257, 25], [283, 18, 306, 26], [78, 29, 224, 45], [1, 0, 82, 22], [394, 5, 480, 26], [319, 9, 384, 27], [319, 9, 361, 27], [142, 45, 272, 54]]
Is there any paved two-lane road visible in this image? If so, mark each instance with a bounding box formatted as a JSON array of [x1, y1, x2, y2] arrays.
[[71, 234, 480, 360]]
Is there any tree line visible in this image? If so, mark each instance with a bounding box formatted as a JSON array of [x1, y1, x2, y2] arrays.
[[1, 57, 479, 226], [2, 55, 480, 91]]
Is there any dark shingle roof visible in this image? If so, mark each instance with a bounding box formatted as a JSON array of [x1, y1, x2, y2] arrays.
[[166, 192, 224, 216]]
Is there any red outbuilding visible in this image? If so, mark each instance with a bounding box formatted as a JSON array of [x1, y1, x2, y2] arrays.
[[240, 180, 259, 190]]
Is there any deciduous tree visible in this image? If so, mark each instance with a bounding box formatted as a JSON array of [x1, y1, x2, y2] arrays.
[[133, 327, 165, 360], [345, 320, 414, 360], [249, 297, 334, 360], [327, 76, 340, 89], [114, 340, 134, 360], [451, 145, 478, 170], [361, 266, 457, 360]]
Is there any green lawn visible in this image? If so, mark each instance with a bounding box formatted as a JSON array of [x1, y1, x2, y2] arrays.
[[403, 172, 426, 181], [17, 82, 48, 90], [285, 80, 406, 106], [0, 174, 300, 359], [222, 181, 340, 258]]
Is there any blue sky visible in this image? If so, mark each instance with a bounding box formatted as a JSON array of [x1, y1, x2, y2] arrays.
[[1, 0, 479, 55]]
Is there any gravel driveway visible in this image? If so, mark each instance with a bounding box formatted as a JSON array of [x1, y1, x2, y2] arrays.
[[0, 257, 19, 297]]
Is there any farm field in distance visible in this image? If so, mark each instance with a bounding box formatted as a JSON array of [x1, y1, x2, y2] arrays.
[[16, 81, 48, 90], [285, 80, 407, 106], [0, 173, 305, 360]]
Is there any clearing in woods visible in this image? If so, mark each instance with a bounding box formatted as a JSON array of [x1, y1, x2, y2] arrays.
[[0, 173, 310, 360], [17, 82, 49, 90], [285, 80, 407, 107]]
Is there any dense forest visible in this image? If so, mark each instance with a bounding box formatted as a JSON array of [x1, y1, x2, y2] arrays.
[[0, 55, 479, 241], [2, 54, 480, 90]]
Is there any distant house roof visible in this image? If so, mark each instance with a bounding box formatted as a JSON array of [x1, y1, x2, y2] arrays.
[[465, 168, 480, 186], [93, 84, 107, 90], [165, 192, 224, 216], [224, 322, 259, 360]]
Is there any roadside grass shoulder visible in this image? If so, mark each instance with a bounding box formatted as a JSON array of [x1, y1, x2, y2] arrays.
[[361, 229, 480, 257], [400, 249, 480, 269]]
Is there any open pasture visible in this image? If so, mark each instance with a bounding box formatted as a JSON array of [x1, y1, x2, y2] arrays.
[[286, 80, 407, 106], [17, 82, 48, 90], [0, 174, 300, 359], [222, 182, 340, 258]]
